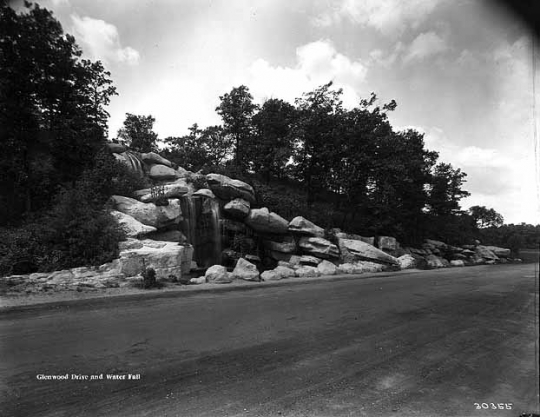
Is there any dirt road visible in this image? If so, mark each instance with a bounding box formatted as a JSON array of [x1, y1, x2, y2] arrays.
[[1, 264, 538, 417]]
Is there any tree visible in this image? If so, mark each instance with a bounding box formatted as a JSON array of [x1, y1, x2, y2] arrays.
[[250, 98, 296, 182], [468, 205, 504, 228], [216, 85, 258, 171], [162, 123, 233, 172], [292, 81, 345, 205], [0, 2, 116, 224], [117, 113, 158, 153], [428, 162, 470, 216]]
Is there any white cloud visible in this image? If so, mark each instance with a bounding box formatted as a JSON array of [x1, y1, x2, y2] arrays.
[[51, 0, 70, 6], [402, 125, 539, 224], [402, 31, 449, 63], [313, 0, 445, 36], [244, 40, 367, 108], [71, 15, 140, 66]]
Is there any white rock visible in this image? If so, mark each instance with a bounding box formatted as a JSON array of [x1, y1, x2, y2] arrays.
[[295, 266, 320, 277], [245, 207, 288, 234], [111, 195, 182, 228], [274, 265, 296, 278], [111, 210, 157, 238], [190, 276, 206, 284], [261, 270, 282, 281], [288, 216, 325, 237], [338, 238, 399, 266], [397, 254, 416, 269], [232, 258, 260, 281], [450, 260, 465, 267], [205, 265, 232, 283], [298, 237, 339, 259], [317, 260, 337, 275]]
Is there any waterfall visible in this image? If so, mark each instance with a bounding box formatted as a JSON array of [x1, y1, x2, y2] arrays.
[[179, 195, 222, 268], [114, 151, 145, 177]]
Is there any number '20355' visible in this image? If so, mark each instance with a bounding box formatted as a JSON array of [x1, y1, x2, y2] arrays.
[[474, 403, 513, 410]]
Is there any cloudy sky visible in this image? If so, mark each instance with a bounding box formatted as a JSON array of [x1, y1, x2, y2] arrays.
[[34, 0, 540, 224]]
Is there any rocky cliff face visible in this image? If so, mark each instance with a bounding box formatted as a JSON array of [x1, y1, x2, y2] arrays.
[[107, 144, 517, 284], [2, 145, 515, 293]]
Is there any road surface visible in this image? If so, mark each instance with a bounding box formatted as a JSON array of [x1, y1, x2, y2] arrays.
[[1, 264, 538, 417]]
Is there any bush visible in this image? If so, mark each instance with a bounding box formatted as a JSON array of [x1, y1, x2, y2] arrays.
[[0, 186, 125, 276], [142, 267, 157, 288]]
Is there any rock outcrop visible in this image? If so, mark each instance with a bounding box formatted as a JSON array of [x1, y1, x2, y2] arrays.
[[110, 210, 157, 238], [338, 238, 399, 266], [245, 207, 288, 234], [205, 265, 232, 283], [223, 198, 250, 219], [206, 173, 256, 203], [111, 195, 182, 229], [298, 237, 339, 259], [288, 216, 325, 237], [232, 258, 260, 281]]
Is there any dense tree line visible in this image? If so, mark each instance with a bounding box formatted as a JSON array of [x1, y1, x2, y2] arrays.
[[0, 2, 143, 275], [147, 82, 473, 244]]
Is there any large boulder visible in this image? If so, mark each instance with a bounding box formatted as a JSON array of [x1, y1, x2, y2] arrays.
[[110, 210, 157, 238], [288, 217, 325, 238], [425, 254, 446, 269], [338, 238, 399, 266], [263, 238, 296, 254], [245, 207, 288, 234], [450, 260, 465, 267], [484, 246, 511, 258], [205, 265, 232, 284], [295, 266, 320, 277], [232, 258, 260, 281], [223, 198, 250, 219], [134, 181, 190, 203], [317, 260, 337, 275], [298, 237, 339, 259], [335, 233, 375, 246], [206, 173, 255, 203], [357, 261, 385, 273], [261, 270, 281, 281], [111, 195, 182, 229], [336, 263, 363, 274], [475, 245, 499, 261], [148, 164, 179, 181], [141, 152, 172, 167], [397, 254, 416, 270], [377, 236, 398, 251], [274, 265, 295, 278], [115, 240, 190, 279], [299, 255, 322, 265]]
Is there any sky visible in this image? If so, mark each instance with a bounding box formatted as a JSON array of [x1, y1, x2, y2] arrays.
[[25, 0, 540, 224]]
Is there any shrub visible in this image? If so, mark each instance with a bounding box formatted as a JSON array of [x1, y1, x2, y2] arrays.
[[0, 186, 125, 276], [142, 267, 157, 288]]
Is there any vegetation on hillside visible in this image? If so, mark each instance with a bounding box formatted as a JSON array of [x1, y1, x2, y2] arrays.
[[0, 2, 136, 275]]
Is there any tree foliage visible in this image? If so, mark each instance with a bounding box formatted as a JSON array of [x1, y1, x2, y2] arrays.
[[215, 85, 258, 171], [468, 205, 504, 228], [116, 113, 159, 153], [0, 2, 117, 225]]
